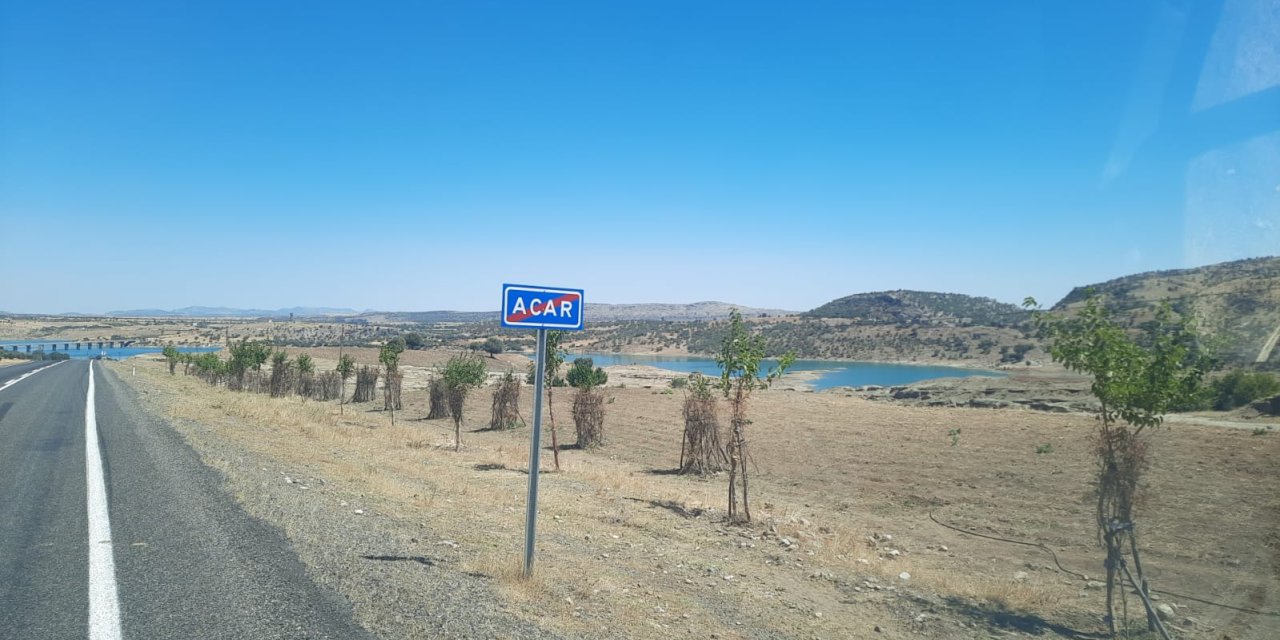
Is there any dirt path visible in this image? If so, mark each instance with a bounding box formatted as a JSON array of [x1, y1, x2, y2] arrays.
[[1257, 321, 1280, 363]]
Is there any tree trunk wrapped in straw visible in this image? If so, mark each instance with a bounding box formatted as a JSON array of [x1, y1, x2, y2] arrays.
[[312, 371, 342, 401], [269, 362, 293, 398], [352, 365, 379, 403], [427, 376, 449, 419], [572, 388, 605, 449], [680, 373, 725, 474], [383, 370, 403, 411], [489, 371, 523, 430]]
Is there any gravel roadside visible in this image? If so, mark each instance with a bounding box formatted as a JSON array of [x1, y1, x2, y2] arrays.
[[104, 362, 559, 640]]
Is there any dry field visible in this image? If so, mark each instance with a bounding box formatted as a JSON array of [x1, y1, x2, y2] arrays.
[[109, 356, 1280, 639]]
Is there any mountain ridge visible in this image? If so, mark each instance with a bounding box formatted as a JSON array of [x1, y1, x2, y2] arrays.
[[804, 290, 1028, 327]]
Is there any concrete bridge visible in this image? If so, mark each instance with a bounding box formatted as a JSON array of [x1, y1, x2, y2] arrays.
[[5, 340, 137, 353]]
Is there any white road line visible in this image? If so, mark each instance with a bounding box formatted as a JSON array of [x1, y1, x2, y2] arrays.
[[86, 361, 123, 640], [0, 361, 63, 393]]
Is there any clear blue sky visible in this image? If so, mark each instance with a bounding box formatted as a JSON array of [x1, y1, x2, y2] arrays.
[[2, 1, 1276, 314]]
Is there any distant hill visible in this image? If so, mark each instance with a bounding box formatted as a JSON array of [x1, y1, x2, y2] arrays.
[[588, 301, 794, 322], [805, 290, 1028, 327], [1052, 256, 1280, 365], [106, 306, 358, 318], [369, 302, 793, 324], [364, 310, 493, 324]]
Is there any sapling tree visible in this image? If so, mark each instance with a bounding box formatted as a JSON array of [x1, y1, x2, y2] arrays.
[[295, 353, 315, 398], [336, 354, 356, 405], [1027, 295, 1211, 636], [443, 352, 487, 451], [228, 339, 271, 392], [380, 337, 406, 418], [269, 350, 292, 398], [529, 330, 570, 471], [162, 345, 179, 375], [567, 357, 608, 449], [716, 309, 794, 523]]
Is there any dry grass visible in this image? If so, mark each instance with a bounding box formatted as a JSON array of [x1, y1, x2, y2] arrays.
[[112, 356, 1280, 639]]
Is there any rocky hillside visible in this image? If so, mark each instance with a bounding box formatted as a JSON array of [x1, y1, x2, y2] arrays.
[[569, 316, 1042, 367], [1052, 256, 1280, 366], [805, 290, 1029, 327]]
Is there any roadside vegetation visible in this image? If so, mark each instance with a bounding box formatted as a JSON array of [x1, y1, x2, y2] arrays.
[[1028, 295, 1214, 636], [114, 304, 1279, 639]]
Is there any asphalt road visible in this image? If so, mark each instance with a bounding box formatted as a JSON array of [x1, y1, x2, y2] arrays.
[[0, 359, 373, 639]]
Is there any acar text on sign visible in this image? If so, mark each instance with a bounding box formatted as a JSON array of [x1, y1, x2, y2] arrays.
[[501, 284, 585, 330]]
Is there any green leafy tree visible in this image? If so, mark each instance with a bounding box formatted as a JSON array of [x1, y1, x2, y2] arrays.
[[379, 338, 406, 419], [443, 352, 488, 451], [192, 352, 226, 383], [227, 339, 271, 390], [716, 309, 795, 522], [566, 357, 608, 390], [1027, 295, 1212, 635], [402, 332, 426, 350], [162, 345, 180, 375], [336, 354, 356, 405], [481, 337, 504, 358], [295, 353, 315, 399], [379, 337, 406, 371]]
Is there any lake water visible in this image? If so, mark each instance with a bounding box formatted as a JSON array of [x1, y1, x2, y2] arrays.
[[570, 353, 1003, 391], [0, 341, 219, 361]]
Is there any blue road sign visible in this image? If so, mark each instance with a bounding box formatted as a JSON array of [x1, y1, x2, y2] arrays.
[[501, 284, 585, 330]]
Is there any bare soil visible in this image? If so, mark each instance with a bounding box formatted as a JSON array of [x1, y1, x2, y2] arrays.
[[112, 356, 1280, 639]]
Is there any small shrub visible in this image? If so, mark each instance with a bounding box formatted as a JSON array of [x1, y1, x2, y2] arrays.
[[669, 377, 687, 389], [1035, 443, 1054, 454]]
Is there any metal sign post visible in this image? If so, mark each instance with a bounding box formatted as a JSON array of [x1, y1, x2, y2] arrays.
[[500, 284, 585, 578], [524, 328, 548, 577]]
